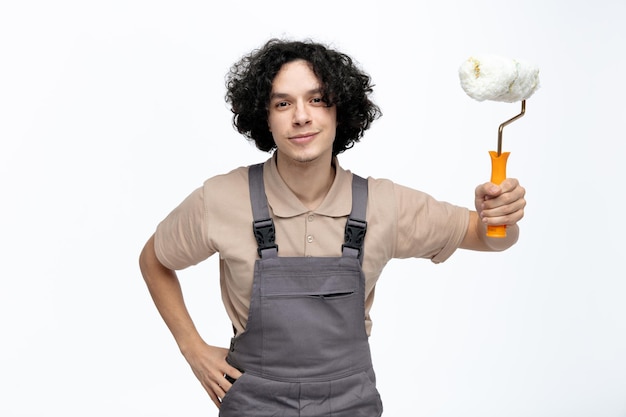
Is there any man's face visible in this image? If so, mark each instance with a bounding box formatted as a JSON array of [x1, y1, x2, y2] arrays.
[[267, 60, 337, 165]]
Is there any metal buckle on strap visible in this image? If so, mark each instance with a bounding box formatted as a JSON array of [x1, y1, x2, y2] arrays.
[[342, 218, 367, 256], [253, 218, 278, 257]]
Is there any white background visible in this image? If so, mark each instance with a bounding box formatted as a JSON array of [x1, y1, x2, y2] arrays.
[[1, 0, 625, 416]]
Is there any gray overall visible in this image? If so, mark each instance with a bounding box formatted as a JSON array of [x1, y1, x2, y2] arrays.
[[219, 163, 383, 417]]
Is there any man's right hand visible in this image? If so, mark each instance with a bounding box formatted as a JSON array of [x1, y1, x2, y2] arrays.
[[181, 342, 243, 408]]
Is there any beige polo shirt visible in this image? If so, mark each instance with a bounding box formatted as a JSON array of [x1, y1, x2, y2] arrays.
[[155, 156, 469, 335]]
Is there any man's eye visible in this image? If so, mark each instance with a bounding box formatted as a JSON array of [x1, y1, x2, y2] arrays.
[[311, 97, 325, 105], [275, 101, 289, 108]]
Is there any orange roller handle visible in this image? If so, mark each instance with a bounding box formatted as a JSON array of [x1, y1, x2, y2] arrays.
[[487, 151, 510, 238]]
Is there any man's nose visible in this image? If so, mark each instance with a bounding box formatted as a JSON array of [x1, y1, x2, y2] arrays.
[[293, 101, 311, 125]]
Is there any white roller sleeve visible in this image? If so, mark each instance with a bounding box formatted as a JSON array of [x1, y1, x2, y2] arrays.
[[459, 55, 540, 102]]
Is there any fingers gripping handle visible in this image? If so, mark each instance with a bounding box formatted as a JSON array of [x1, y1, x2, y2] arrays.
[[487, 151, 510, 238]]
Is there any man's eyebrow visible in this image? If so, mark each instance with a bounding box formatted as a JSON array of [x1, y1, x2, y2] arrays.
[[269, 92, 289, 100], [269, 88, 323, 100]]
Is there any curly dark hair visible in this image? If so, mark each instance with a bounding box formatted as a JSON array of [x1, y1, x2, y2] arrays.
[[225, 39, 382, 155]]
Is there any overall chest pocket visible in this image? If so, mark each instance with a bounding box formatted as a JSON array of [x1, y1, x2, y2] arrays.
[[260, 270, 360, 331], [257, 263, 366, 379]]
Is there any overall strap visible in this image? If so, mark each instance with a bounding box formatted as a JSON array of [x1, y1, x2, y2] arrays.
[[342, 174, 368, 263], [248, 163, 278, 258], [249, 164, 368, 261]]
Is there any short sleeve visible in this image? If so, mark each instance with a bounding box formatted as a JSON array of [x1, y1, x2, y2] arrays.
[[154, 186, 214, 270], [393, 183, 470, 263]]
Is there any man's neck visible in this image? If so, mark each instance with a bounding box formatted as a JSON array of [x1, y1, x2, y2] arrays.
[[275, 152, 336, 211]]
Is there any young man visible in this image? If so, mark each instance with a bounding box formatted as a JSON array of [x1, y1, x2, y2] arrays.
[[139, 39, 526, 416]]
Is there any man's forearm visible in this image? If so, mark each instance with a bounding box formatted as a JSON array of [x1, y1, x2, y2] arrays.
[[139, 235, 203, 353]]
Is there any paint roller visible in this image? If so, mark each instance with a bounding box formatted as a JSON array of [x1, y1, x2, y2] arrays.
[[459, 54, 540, 238]]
